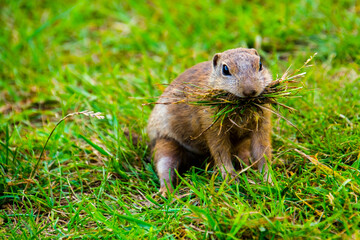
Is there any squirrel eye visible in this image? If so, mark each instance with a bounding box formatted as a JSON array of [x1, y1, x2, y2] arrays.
[[222, 64, 231, 76], [259, 60, 263, 71]]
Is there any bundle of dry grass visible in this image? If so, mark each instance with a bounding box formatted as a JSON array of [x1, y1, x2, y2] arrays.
[[189, 54, 315, 110], [147, 54, 315, 135], [177, 54, 316, 131]]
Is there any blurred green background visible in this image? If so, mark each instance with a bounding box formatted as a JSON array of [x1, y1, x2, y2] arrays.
[[1, 0, 360, 238]]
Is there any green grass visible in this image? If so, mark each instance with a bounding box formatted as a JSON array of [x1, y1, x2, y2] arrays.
[[1, 0, 360, 238]]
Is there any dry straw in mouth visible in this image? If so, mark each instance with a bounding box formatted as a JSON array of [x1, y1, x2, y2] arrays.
[[150, 53, 316, 138], [182, 53, 316, 110]]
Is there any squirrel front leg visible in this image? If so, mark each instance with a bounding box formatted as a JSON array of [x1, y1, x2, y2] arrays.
[[205, 130, 236, 180], [200, 108, 236, 180], [250, 111, 272, 183]]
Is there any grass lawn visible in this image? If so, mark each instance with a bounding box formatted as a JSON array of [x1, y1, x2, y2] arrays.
[[1, 0, 360, 238]]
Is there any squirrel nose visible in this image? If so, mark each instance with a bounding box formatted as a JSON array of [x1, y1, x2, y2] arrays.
[[243, 89, 257, 97]]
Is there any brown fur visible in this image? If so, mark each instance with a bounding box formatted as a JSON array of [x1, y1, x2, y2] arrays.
[[147, 48, 273, 196]]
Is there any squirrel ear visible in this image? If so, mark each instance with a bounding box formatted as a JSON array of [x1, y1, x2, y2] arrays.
[[250, 48, 259, 56], [212, 53, 220, 68]]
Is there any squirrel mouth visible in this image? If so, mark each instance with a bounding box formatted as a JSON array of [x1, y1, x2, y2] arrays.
[[231, 92, 259, 99]]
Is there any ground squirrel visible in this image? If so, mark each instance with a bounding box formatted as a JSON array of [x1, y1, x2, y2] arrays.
[[147, 48, 273, 196]]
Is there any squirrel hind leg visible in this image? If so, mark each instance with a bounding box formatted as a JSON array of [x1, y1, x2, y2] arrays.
[[153, 138, 185, 197]]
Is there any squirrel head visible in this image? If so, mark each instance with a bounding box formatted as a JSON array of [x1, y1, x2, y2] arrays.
[[210, 48, 272, 98]]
